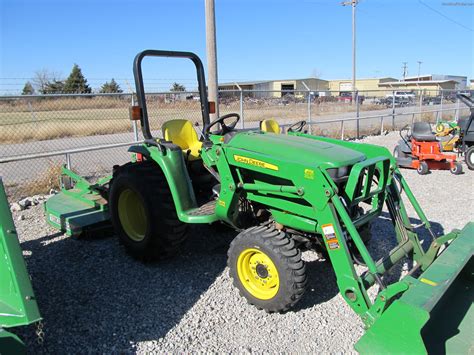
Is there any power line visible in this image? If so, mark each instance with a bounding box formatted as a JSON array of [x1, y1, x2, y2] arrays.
[[418, 0, 473, 32]]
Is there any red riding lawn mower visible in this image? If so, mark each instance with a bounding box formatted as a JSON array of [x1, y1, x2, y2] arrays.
[[393, 122, 463, 175]]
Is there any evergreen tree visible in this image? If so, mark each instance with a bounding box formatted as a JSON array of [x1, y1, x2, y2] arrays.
[[63, 64, 91, 93], [22, 81, 35, 95], [100, 78, 123, 93], [43, 80, 65, 94], [170, 82, 186, 92]]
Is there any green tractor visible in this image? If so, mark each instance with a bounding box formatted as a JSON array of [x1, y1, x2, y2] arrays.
[[43, 50, 473, 353], [0, 179, 41, 353]]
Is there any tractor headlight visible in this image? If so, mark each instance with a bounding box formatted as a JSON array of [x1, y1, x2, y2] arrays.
[[327, 166, 351, 182]]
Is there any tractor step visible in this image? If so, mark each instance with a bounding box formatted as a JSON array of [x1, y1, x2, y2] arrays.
[[188, 199, 216, 216]]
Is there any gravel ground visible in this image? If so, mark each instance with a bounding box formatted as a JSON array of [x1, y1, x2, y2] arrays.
[[9, 131, 474, 353]]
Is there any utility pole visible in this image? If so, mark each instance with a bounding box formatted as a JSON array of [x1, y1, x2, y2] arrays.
[[205, 0, 219, 119], [417, 61, 423, 81], [342, 0, 358, 103], [402, 62, 408, 80]]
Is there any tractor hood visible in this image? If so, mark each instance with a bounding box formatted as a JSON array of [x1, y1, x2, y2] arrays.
[[225, 132, 366, 168]]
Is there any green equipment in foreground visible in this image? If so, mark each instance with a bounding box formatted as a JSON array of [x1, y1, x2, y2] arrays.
[[0, 178, 41, 353], [44, 50, 473, 353]]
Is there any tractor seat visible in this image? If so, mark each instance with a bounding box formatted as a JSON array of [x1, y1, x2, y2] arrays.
[[411, 122, 437, 142], [162, 119, 202, 160], [260, 119, 281, 134]]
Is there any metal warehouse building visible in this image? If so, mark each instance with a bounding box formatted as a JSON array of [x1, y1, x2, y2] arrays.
[[378, 75, 467, 95], [220, 74, 467, 98], [219, 78, 329, 98], [328, 77, 397, 95]]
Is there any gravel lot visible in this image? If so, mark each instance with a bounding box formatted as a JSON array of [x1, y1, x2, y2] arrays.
[[10, 131, 474, 353]]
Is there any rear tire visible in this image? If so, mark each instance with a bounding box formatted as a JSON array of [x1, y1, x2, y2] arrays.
[[109, 161, 187, 260], [417, 161, 429, 175], [466, 146, 474, 170], [450, 161, 463, 175], [228, 223, 306, 313]]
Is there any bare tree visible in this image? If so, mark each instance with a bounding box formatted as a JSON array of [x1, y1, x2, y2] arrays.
[[33, 69, 62, 94]]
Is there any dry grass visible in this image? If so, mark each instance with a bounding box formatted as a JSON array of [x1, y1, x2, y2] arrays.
[[21, 162, 62, 197], [0, 119, 133, 144], [0, 97, 404, 145], [0, 96, 130, 113]]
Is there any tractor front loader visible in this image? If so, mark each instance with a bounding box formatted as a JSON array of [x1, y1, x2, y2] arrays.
[[44, 50, 473, 353], [0, 178, 41, 353]]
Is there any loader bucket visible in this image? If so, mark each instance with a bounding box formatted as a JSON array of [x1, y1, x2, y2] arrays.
[[0, 178, 41, 351], [355, 222, 473, 354]]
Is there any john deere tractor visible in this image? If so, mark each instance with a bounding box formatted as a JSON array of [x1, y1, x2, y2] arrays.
[[44, 50, 473, 353]]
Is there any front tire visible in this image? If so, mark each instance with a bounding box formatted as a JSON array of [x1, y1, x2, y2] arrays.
[[466, 146, 474, 170], [417, 161, 429, 175], [450, 161, 463, 175], [228, 223, 306, 312], [109, 161, 187, 260]]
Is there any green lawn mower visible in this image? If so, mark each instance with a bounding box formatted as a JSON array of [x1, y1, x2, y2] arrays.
[[43, 50, 473, 353]]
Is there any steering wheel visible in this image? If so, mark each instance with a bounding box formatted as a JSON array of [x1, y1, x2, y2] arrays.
[[205, 113, 240, 135], [399, 124, 412, 144], [287, 120, 307, 133]]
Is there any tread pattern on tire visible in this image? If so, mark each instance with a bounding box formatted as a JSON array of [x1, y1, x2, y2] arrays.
[[466, 146, 474, 171], [227, 222, 307, 313], [110, 161, 188, 260]]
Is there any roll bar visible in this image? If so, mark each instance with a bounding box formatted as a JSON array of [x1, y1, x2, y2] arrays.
[[133, 50, 211, 140]]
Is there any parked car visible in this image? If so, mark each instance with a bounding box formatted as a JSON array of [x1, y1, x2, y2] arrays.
[[423, 96, 442, 105], [337, 91, 365, 104], [385, 91, 416, 100]]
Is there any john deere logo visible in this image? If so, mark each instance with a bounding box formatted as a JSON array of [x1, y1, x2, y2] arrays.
[[233, 155, 279, 171]]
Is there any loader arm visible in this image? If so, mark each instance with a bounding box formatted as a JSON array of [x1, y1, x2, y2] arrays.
[[0, 178, 41, 352]]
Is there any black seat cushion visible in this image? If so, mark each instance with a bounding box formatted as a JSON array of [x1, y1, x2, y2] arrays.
[[412, 122, 437, 142]]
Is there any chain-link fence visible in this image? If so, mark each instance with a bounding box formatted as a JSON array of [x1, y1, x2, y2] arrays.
[[0, 89, 470, 198]]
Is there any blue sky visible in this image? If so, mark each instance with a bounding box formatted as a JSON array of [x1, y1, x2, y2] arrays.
[[0, 0, 473, 93]]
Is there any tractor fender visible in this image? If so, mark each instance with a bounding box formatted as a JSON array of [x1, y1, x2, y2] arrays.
[[128, 145, 152, 158], [130, 144, 198, 221]]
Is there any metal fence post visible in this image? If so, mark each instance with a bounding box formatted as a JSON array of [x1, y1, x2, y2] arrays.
[[419, 89, 423, 110], [233, 83, 245, 129], [341, 120, 345, 140], [380, 116, 384, 135], [131, 93, 139, 142], [65, 153, 71, 170], [307, 90, 312, 134], [419, 89, 423, 123], [356, 90, 360, 139], [439, 89, 443, 123], [392, 90, 396, 129], [455, 94, 460, 121], [240, 89, 244, 129], [302, 82, 312, 134], [125, 80, 140, 142]]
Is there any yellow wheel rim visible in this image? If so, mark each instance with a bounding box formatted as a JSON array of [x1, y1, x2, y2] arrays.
[[118, 188, 147, 242], [237, 248, 279, 300]]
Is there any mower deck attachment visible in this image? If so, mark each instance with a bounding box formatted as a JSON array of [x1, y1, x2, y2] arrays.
[[44, 167, 112, 238]]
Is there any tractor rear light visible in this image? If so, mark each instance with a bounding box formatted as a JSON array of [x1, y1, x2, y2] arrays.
[[129, 106, 142, 121], [209, 101, 216, 114], [136, 153, 143, 162]]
